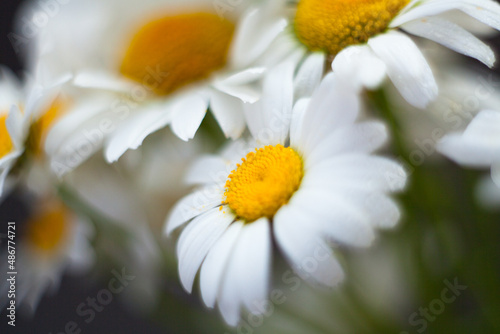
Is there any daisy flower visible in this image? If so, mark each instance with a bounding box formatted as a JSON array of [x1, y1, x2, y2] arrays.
[[23, 0, 286, 166], [0, 67, 70, 195], [0, 68, 29, 196], [1, 198, 94, 312], [165, 67, 407, 325], [438, 109, 500, 187], [244, 0, 500, 108]]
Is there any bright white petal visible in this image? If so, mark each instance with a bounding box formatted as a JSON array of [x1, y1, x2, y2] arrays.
[[289, 98, 310, 149], [104, 106, 170, 163], [231, 5, 288, 68], [213, 67, 265, 103], [304, 154, 408, 192], [368, 31, 438, 109], [402, 16, 495, 67], [6, 105, 25, 149], [209, 90, 246, 139], [294, 52, 325, 99], [165, 185, 225, 235], [304, 121, 388, 166], [73, 70, 137, 93], [462, 109, 500, 140], [332, 45, 387, 90], [185, 155, 232, 185], [171, 94, 209, 141], [297, 73, 360, 153], [218, 218, 271, 325], [274, 204, 344, 287], [177, 208, 235, 293], [438, 109, 500, 166], [200, 221, 244, 308], [306, 185, 401, 229], [392, 0, 500, 31], [260, 60, 295, 145], [290, 188, 375, 247], [244, 61, 294, 146]]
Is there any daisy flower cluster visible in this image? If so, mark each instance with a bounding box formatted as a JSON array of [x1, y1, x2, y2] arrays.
[[1, 0, 500, 333]]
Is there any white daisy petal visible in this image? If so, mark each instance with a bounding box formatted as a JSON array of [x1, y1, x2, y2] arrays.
[[259, 60, 295, 146], [209, 90, 246, 139], [243, 60, 294, 146], [391, 0, 500, 29], [289, 98, 310, 149], [290, 188, 375, 247], [402, 16, 495, 67], [185, 155, 231, 185], [438, 109, 500, 166], [104, 107, 170, 163], [212, 67, 265, 104], [298, 74, 360, 153], [304, 121, 388, 166], [332, 45, 387, 90], [200, 221, 244, 308], [438, 134, 498, 166], [368, 31, 438, 109], [274, 204, 345, 287], [294, 52, 325, 99], [165, 185, 225, 235], [170, 93, 209, 141], [237, 219, 271, 314], [231, 5, 288, 68], [177, 208, 235, 293], [212, 81, 261, 104], [462, 109, 500, 140], [218, 218, 271, 325], [215, 67, 266, 86], [217, 271, 241, 327], [73, 70, 137, 93], [6, 105, 25, 149], [304, 154, 408, 192], [306, 186, 401, 229]]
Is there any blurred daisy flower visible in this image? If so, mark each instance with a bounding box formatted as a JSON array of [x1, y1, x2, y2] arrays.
[[23, 0, 288, 167], [0, 197, 94, 313], [166, 68, 407, 326], [0, 69, 27, 195], [438, 109, 500, 187], [0, 67, 69, 196], [246, 0, 500, 108]]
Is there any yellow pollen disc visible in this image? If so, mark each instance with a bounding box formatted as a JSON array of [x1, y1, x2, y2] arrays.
[[0, 114, 14, 159], [28, 97, 69, 157], [26, 202, 72, 253], [294, 0, 410, 55], [223, 144, 304, 223], [120, 12, 235, 96]]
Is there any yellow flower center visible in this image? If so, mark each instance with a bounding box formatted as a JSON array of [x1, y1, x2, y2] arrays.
[[0, 114, 14, 159], [120, 12, 235, 96], [294, 0, 410, 55], [28, 97, 69, 157], [26, 201, 72, 253], [223, 145, 304, 223]]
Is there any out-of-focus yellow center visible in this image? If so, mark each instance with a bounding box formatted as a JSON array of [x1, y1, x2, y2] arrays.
[[26, 202, 72, 253], [223, 145, 304, 223], [0, 114, 13, 159], [28, 97, 69, 157], [120, 12, 235, 96], [294, 0, 410, 55]]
